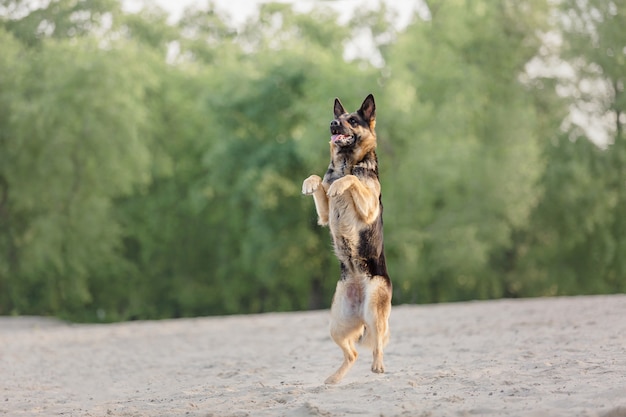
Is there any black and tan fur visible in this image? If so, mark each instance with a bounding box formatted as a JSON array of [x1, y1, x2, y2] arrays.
[[302, 94, 392, 384]]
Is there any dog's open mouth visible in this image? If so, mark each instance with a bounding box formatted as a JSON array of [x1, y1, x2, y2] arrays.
[[331, 134, 354, 145]]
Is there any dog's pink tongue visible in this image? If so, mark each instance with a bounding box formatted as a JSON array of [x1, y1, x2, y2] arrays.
[[331, 134, 340, 142]]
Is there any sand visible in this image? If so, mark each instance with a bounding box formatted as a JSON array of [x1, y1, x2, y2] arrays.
[[1, 295, 626, 417]]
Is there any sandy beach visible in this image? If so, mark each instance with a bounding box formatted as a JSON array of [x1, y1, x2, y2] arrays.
[[1, 295, 626, 417]]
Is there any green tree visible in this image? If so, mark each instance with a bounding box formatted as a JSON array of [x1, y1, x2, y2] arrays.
[[0, 28, 26, 313], [109, 2, 380, 317], [508, 0, 626, 296], [4, 0, 623, 321], [379, 0, 550, 303], [192, 4, 380, 313], [0, 0, 121, 47], [0, 37, 159, 317], [560, 0, 626, 288]]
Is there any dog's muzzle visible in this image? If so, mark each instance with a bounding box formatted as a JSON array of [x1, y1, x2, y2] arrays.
[[330, 120, 354, 145]]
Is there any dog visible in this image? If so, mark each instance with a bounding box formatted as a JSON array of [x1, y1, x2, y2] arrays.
[[302, 94, 392, 384]]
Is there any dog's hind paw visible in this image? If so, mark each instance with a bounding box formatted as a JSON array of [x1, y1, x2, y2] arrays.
[[371, 361, 385, 374], [324, 374, 342, 385], [302, 175, 322, 195]]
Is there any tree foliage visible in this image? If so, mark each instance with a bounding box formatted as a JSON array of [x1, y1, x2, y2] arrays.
[[507, 0, 626, 296], [0, 0, 624, 321]]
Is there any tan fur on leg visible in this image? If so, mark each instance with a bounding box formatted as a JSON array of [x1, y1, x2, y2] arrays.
[[324, 330, 360, 384], [302, 174, 329, 225], [362, 276, 392, 374]]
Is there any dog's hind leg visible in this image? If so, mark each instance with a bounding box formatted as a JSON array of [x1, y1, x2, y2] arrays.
[[363, 277, 392, 374], [325, 280, 367, 384], [325, 321, 362, 384]]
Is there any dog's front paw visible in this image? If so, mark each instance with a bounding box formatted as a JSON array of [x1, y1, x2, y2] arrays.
[[327, 175, 356, 197], [302, 175, 322, 195]]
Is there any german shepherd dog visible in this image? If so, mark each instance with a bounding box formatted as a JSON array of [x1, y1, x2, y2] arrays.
[[302, 94, 392, 384]]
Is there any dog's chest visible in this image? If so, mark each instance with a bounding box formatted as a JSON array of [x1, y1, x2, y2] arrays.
[[323, 155, 376, 186], [323, 156, 352, 186]]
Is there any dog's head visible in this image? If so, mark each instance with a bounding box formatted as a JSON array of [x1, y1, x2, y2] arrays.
[[330, 94, 377, 157]]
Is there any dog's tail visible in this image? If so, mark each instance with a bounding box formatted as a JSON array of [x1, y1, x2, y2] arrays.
[[358, 324, 390, 350]]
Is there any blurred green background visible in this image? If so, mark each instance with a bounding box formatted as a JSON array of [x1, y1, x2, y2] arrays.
[[0, 0, 624, 322]]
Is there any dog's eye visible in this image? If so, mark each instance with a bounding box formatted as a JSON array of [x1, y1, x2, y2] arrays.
[[348, 118, 358, 126]]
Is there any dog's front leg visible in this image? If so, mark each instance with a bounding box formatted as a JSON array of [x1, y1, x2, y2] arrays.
[[302, 175, 329, 226]]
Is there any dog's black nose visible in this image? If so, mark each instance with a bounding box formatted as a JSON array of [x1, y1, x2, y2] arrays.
[[330, 120, 340, 128]]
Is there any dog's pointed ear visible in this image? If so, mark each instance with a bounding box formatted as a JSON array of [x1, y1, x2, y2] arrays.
[[358, 94, 376, 129], [334, 98, 347, 118]]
